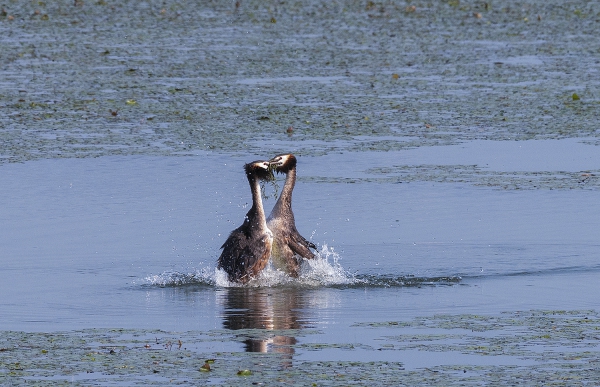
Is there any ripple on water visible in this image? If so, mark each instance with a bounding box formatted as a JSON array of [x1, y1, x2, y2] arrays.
[[141, 244, 461, 289]]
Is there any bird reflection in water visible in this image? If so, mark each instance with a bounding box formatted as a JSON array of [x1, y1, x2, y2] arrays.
[[220, 287, 307, 360]]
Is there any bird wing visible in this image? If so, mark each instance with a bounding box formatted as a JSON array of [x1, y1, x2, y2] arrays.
[[218, 230, 271, 283], [237, 235, 271, 282]]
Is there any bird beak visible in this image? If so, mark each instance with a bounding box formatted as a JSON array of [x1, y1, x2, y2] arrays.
[[268, 156, 284, 167]]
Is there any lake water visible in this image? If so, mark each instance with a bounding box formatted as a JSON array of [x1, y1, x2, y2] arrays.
[[2, 141, 599, 344], [2, 0, 600, 383]]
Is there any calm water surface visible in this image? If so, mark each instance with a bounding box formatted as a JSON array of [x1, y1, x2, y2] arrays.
[[1, 143, 598, 360]]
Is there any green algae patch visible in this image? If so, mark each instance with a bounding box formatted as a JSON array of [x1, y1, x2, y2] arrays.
[[308, 164, 600, 191], [2, 311, 600, 385], [1, 0, 600, 165], [356, 310, 600, 370]]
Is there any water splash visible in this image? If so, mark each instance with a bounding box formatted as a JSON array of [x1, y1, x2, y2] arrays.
[[140, 244, 354, 288], [139, 245, 461, 288], [296, 244, 355, 287], [213, 244, 355, 288], [141, 266, 216, 287]]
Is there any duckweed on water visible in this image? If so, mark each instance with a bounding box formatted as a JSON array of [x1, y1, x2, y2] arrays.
[[315, 165, 600, 190], [1, 0, 599, 166], [1, 310, 599, 385]]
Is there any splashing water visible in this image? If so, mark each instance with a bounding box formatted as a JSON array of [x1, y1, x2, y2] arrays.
[[141, 266, 216, 287], [297, 244, 355, 287], [140, 244, 461, 288], [214, 244, 356, 288], [140, 244, 356, 288]]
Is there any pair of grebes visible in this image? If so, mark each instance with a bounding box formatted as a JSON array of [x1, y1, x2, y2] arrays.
[[217, 154, 316, 284]]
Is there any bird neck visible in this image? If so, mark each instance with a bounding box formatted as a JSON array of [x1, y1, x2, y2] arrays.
[[272, 167, 296, 217], [248, 174, 267, 229]]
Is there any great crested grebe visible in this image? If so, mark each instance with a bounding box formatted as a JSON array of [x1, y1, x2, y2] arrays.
[[217, 160, 274, 284], [267, 153, 316, 277]]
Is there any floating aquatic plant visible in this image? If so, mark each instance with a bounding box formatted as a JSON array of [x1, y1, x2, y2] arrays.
[[1, 310, 599, 386], [260, 162, 280, 200]]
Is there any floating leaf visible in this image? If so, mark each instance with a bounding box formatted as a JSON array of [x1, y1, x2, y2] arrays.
[[126, 99, 137, 105], [200, 363, 211, 372], [572, 93, 580, 101], [270, 17, 276, 23], [392, 73, 399, 79], [237, 369, 252, 376]]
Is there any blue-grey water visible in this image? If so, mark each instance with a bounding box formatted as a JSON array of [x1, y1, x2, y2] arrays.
[[2, 141, 599, 355], [2, 0, 600, 381]]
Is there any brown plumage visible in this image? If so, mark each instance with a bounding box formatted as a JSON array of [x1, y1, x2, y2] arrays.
[[267, 154, 316, 277], [217, 160, 274, 284]]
